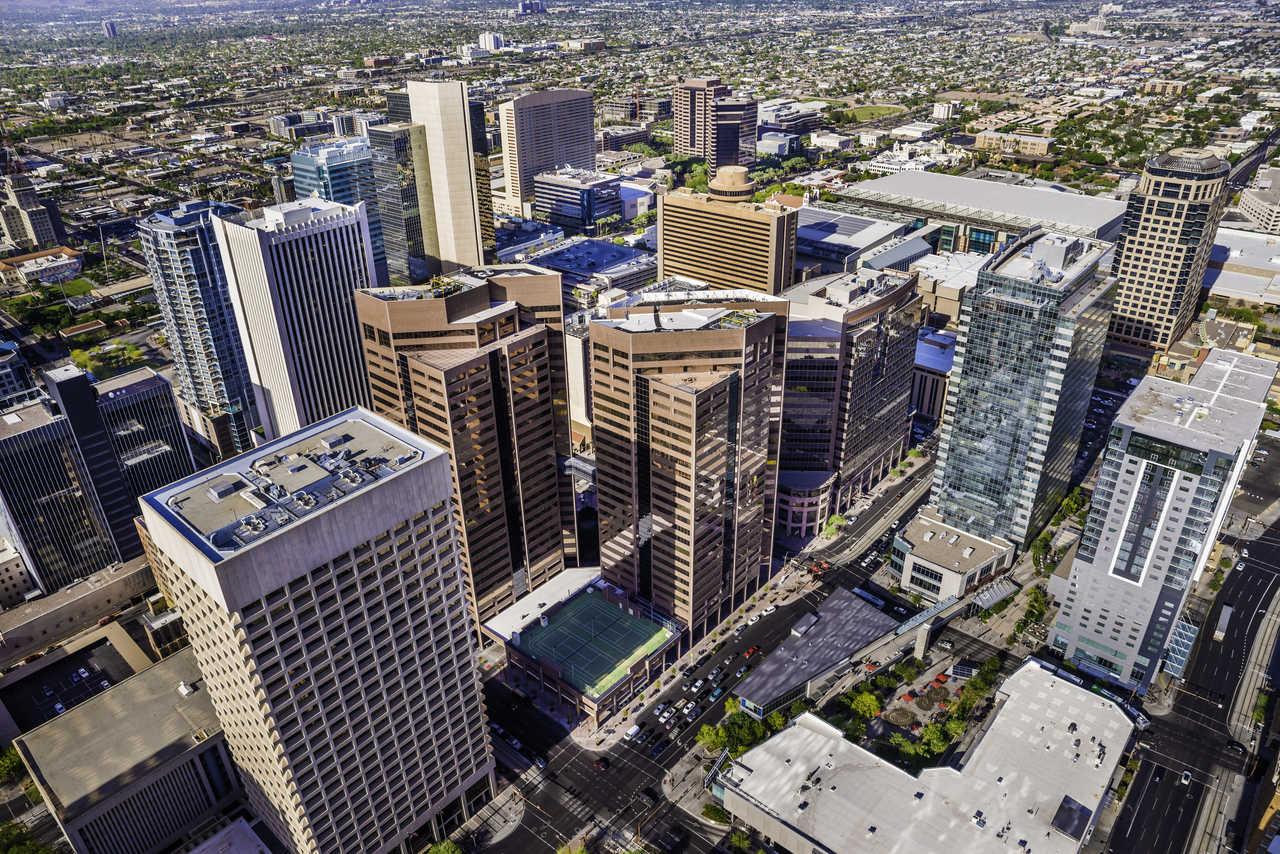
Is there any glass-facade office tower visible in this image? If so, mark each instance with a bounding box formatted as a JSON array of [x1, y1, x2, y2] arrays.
[[139, 410, 495, 853], [933, 229, 1112, 548], [292, 139, 390, 287], [1052, 351, 1276, 692], [1108, 147, 1229, 351], [367, 123, 430, 283], [139, 200, 258, 457], [212, 198, 375, 440], [0, 367, 194, 592]]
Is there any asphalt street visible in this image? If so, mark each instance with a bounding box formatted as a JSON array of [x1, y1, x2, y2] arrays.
[[478, 460, 936, 852]]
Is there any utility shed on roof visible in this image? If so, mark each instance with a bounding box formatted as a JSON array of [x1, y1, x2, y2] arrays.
[[719, 661, 1134, 854]]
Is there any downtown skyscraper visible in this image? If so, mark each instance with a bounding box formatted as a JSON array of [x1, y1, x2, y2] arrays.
[[291, 138, 390, 286], [498, 88, 595, 214], [139, 200, 258, 457], [139, 409, 494, 853], [212, 198, 374, 439]]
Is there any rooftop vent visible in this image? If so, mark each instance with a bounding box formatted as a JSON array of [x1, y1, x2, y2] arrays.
[[177, 681, 196, 697]]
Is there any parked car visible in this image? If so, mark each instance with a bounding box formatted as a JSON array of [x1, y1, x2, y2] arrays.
[[1180, 770, 1192, 785], [744, 645, 761, 658], [593, 757, 610, 771]]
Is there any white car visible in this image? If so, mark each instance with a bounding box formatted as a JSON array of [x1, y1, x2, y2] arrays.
[[747, 614, 761, 625], [659, 709, 673, 724], [761, 606, 777, 616], [1237, 562, 1247, 572], [1242, 548, 1250, 559]]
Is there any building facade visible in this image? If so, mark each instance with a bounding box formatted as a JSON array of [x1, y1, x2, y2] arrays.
[[0, 368, 193, 593], [776, 269, 921, 540], [138, 410, 495, 854], [354, 270, 571, 630], [291, 138, 389, 287], [139, 200, 258, 457], [0, 175, 63, 252], [592, 283, 787, 640], [212, 198, 374, 439], [403, 80, 488, 273], [672, 78, 757, 173], [1108, 148, 1229, 350], [1239, 166, 1280, 236], [498, 89, 596, 212], [532, 167, 622, 234], [658, 168, 796, 295], [1051, 351, 1276, 692]]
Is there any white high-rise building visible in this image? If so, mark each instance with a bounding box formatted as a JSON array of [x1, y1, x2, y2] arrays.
[[478, 31, 505, 51], [212, 198, 374, 439], [138, 408, 495, 853], [1051, 350, 1277, 693], [405, 80, 486, 272]]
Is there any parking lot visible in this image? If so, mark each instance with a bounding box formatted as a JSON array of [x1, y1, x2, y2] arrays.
[[0, 640, 133, 732], [1232, 433, 1280, 522]]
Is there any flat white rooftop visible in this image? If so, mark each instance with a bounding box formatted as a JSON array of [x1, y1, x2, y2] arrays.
[[483, 566, 601, 641], [722, 661, 1133, 854], [1120, 348, 1277, 454], [142, 408, 439, 562], [841, 171, 1125, 237]]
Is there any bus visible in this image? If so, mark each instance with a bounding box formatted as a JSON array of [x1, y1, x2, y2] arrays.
[[853, 587, 886, 609], [1214, 605, 1233, 642]]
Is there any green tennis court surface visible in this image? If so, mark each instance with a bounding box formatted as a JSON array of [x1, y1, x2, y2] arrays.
[[517, 590, 673, 699]]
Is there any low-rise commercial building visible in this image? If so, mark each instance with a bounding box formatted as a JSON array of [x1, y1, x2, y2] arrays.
[[735, 588, 898, 719], [16, 649, 241, 854], [975, 130, 1055, 157], [533, 167, 622, 234], [1239, 166, 1280, 235], [793, 206, 905, 275], [719, 661, 1133, 854], [485, 569, 678, 727], [0, 246, 82, 294], [892, 506, 1015, 602], [1205, 226, 1280, 306], [837, 171, 1125, 250]]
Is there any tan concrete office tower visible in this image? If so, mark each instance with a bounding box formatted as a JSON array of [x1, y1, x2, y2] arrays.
[[591, 282, 788, 641], [212, 198, 374, 440], [137, 409, 495, 853], [672, 77, 757, 173], [404, 80, 487, 272], [658, 167, 797, 295], [354, 265, 576, 627], [498, 89, 595, 213], [1108, 148, 1229, 351]]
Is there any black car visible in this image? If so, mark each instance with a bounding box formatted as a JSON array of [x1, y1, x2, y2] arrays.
[[655, 824, 690, 853]]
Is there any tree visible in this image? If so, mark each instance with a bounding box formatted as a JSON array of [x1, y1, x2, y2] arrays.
[[845, 690, 880, 720], [765, 710, 787, 732], [728, 829, 752, 852], [724, 696, 741, 716], [0, 821, 53, 854], [919, 723, 950, 755], [426, 843, 464, 854], [696, 723, 728, 753], [0, 747, 23, 785]]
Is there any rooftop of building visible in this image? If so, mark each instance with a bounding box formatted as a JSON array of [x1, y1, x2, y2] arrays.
[[1119, 349, 1277, 454], [1148, 147, 1229, 177], [916, 328, 958, 374], [527, 237, 655, 280], [988, 230, 1107, 289], [615, 275, 788, 311], [784, 268, 915, 323], [735, 588, 898, 713], [795, 206, 904, 257], [596, 304, 773, 334], [0, 397, 58, 440], [534, 166, 620, 187], [16, 647, 219, 823], [1245, 166, 1280, 204], [361, 264, 556, 302], [900, 506, 1014, 574], [186, 817, 279, 854], [0, 245, 82, 268], [233, 197, 356, 232], [142, 408, 438, 563], [1205, 227, 1280, 305], [909, 249, 989, 287], [484, 570, 676, 700], [292, 136, 371, 161], [840, 171, 1125, 236], [0, 556, 149, 641], [723, 662, 1132, 854]]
